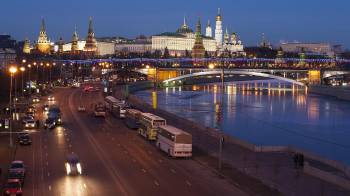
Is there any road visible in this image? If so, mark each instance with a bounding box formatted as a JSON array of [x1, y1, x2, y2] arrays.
[[13, 86, 247, 196]]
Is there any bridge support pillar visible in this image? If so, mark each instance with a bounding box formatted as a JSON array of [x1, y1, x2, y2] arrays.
[[308, 70, 321, 85]]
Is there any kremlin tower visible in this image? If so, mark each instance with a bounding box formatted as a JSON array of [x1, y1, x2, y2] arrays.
[[84, 17, 97, 55], [36, 18, 51, 54], [215, 8, 223, 48], [23, 38, 31, 54], [58, 37, 64, 54], [205, 20, 212, 38], [192, 18, 206, 61], [71, 26, 79, 53]]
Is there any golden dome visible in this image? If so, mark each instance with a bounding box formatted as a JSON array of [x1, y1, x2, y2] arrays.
[[216, 15, 222, 21]]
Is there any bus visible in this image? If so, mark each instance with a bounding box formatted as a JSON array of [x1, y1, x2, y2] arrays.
[[156, 125, 192, 158], [104, 96, 119, 111], [111, 102, 129, 119], [94, 103, 106, 117], [138, 113, 166, 140], [125, 109, 142, 129]]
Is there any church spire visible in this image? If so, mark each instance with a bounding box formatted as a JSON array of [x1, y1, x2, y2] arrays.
[[183, 15, 187, 26], [40, 17, 46, 32], [88, 16, 94, 34], [192, 17, 205, 61]]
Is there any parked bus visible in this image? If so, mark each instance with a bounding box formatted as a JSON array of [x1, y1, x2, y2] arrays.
[[156, 125, 192, 158], [111, 102, 129, 119], [104, 96, 119, 111], [94, 103, 106, 117], [125, 109, 142, 129], [138, 113, 166, 140]]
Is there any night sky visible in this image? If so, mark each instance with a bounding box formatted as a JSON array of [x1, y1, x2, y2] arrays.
[[1, 0, 349, 48]]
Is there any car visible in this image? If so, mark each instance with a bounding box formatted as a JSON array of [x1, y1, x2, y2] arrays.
[[22, 116, 34, 124], [32, 97, 40, 103], [77, 105, 86, 112], [7, 171, 25, 185], [44, 118, 56, 129], [48, 95, 55, 101], [27, 105, 36, 113], [9, 161, 25, 176], [19, 134, 32, 145], [24, 119, 36, 129], [3, 179, 22, 196], [25, 111, 35, 118], [65, 154, 82, 175]]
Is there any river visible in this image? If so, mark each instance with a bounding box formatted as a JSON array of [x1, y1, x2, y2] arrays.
[[133, 79, 350, 165]]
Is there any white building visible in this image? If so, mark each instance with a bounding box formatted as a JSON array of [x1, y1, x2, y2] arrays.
[[58, 40, 116, 56], [152, 17, 216, 56], [205, 20, 212, 38], [115, 36, 152, 54], [215, 8, 223, 48], [280, 42, 336, 56], [222, 30, 244, 54]]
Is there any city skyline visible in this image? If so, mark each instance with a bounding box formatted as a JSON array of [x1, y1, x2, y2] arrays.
[[1, 0, 350, 48]]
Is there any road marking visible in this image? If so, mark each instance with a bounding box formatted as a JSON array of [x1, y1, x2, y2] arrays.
[[46, 153, 48, 156], [83, 183, 87, 189], [158, 159, 163, 163], [186, 180, 192, 186], [171, 169, 176, 174], [69, 144, 72, 148], [47, 172, 50, 177], [117, 143, 121, 147], [132, 159, 136, 162], [48, 185, 52, 191], [46, 161, 49, 166], [112, 137, 115, 140], [141, 169, 147, 173], [148, 150, 152, 154], [154, 180, 159, 186], [124, 150, 128, 154]]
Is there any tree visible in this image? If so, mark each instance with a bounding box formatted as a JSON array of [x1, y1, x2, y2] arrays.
[[163, 47, 170, 58]]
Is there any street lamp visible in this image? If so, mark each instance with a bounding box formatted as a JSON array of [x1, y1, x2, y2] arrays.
[[20, 66, 25, 96], [8, 66, 17, 147]]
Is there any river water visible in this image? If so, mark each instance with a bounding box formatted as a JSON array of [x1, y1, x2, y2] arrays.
[[133, 80, 350, 165]]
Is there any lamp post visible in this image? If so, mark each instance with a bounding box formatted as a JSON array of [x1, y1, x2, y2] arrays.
[[20, 67, 25, 96], [9, 66, 17, 147], [27, 64, 31, 92]]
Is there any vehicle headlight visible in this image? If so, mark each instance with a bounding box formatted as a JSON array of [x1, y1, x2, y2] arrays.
[[25, 124, 29, 127], [5, 190, 10, 194], [77, 163, 82, 174], [58, 119, 61, 122], [65, 163, 71, 175]]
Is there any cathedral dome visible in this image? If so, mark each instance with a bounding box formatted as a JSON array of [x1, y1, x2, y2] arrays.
[[176, 24, 193, 34]]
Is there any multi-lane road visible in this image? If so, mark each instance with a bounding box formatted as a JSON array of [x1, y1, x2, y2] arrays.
[[13, 86, 247, 196]]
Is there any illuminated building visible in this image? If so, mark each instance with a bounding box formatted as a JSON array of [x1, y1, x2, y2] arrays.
[[58, 37, 64, 54], [192, 18, 205, 59], [83, 17, 97, 54], [152, 16, 216, 56], [222, 30, 244, 54], [0, 48, 16, 69], [215, 8, 223, 48], [36, 18, 51, 54], [115, 36, 152, 55], [71, 26, 80, 54], [280, 42, 336, 57], [23, 38, 31, 54], [205, 20, 212, 38]]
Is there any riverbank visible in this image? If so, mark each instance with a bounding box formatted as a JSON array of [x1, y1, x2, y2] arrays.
[[309, 85, 350, 101], [122, 82, 350, 195]]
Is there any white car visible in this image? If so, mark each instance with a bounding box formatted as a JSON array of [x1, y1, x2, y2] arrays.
[[48, 96, 55, 101], [22, 116, 34, 124], [65, 154, 82, 175], [24, 120, 36, 129], [78, 106, 86, 112]]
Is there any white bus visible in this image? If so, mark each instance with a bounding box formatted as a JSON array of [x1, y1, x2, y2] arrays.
[[138, 113, 166, 140], [125, 109, 142, 129], [111, 102, 129, 119], [156, 125, 192, 158], [104, 96, 119, 111]]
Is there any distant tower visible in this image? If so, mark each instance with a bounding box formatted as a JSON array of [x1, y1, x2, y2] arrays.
[[231, 32, 237, 44], [205, 20, 212, 38], [260, 33, 272, 49], [224, 28, 229, 44], [71, 26, 79, 53], [215, 8, 223, 48], [84, 17, 97, 54], [58, 37, 64, 54], [37, 18, 51, 54], [192, 18, 206, 61], [23, 38, 31, 54]]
